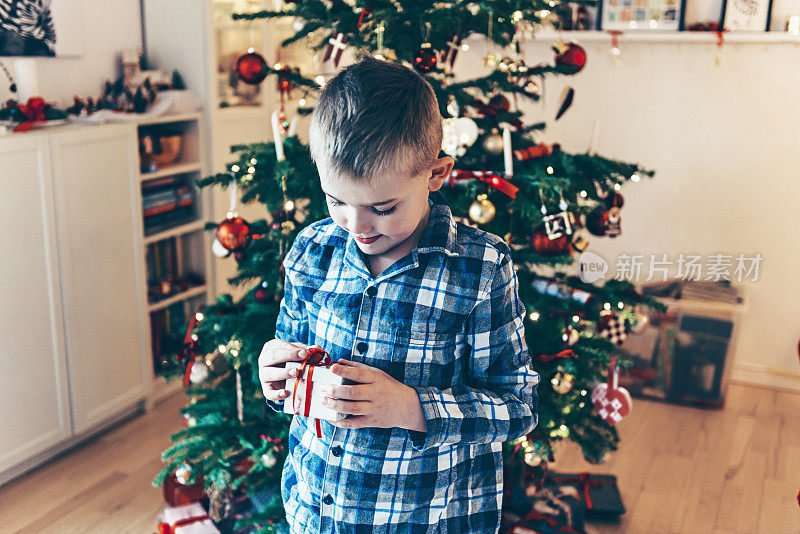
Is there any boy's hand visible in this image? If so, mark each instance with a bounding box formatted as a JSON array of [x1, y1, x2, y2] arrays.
[[258, 339, 324, 402], [318, 360, 427, 432]]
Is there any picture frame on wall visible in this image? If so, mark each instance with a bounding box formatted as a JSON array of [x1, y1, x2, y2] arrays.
[[720, 0, 773, 31], [598, 0, 686, 31], [0, 0, 83, 57]]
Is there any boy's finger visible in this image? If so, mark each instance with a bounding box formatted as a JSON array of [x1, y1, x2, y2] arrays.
[[260, 366, 300, 382], [330, 363, 373, 383]]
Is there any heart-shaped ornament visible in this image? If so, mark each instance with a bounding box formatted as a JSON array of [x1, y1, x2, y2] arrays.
[[591, 357, 632, 425]]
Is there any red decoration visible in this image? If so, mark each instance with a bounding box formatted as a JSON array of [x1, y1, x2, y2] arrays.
[[162, 472, 206, 507], [597, 310, 627, 346], [323, 32, 349, 67], [235, 52, 268, 85], [553, 42, 587, 75], [447, 169, 519, 198], [413, 45, 438, 73], [488, 94, 510, 112], [156, 513, 211, 534], [585, 207, 621, 238], [531, 227, 572, 256], [356, 7, 371, 28], [254, 287, 269, 302], [276, 65, 297, 99], [216, 216, 251, 251], [591, 357, 632, 425], [538, 349, 576, 363], [13, 97, 47, 132], [514, 143, 559, 161]]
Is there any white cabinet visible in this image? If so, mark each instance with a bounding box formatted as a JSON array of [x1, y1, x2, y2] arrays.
[[49, 125, 151, 432], [0, 135, 72, 475], [0, 123, 151, 482]]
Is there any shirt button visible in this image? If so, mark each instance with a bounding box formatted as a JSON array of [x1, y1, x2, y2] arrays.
[[331, 445, 343, 457], [366, 286, 377, 297], [356, 341, 368, 354], [323, 494, 334, 505]]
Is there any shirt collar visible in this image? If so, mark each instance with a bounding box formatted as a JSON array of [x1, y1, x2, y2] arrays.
[[342, 190, 459, 280]]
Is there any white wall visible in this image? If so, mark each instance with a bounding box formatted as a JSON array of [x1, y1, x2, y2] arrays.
[[0, 0, 142, 107], [455, 36, 800, 391]]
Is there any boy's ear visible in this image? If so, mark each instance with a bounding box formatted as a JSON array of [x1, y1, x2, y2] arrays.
[[427, 156, 455, 192]]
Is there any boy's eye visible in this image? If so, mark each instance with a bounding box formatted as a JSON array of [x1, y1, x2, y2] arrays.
[[328, 199, 396, 216]]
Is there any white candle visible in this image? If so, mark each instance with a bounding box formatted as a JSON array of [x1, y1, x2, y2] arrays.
[[502, 125, 513, 177], [271, 109, 286, 161], [13, 59, 41, 101]]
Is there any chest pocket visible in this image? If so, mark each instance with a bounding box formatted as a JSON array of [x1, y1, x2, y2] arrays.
[[389, 324, 463, 388]]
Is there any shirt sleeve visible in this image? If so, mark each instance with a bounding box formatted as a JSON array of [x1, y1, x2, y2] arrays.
[[409, 249, 539, 450], [265, 235, 310, 414]]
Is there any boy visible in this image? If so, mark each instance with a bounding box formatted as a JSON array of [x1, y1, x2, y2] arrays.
[[258, 53, 539, 533]]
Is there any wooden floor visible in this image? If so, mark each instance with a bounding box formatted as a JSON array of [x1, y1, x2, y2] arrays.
[[0, 383, 798, 533]]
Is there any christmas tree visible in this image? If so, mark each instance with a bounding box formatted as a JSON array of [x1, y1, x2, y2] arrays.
[[155, 2, 665, 531]]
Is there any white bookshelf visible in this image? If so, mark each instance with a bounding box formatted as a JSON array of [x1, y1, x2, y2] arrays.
[[132, 113, 214, 390]]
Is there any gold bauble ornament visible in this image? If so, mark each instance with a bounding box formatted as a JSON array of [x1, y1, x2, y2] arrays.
[[205, 350, 231, 374], [482, 131, 504, 155], [469, 195, 496, 224], [524, 451, 543, 466], [551, 371, 575, 394]]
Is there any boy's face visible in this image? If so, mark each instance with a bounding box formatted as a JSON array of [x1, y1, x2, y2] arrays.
[[319, 157, 454, 260]]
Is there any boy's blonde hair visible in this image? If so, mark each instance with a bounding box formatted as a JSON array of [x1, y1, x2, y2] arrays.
[[309, 52, 443, 184]]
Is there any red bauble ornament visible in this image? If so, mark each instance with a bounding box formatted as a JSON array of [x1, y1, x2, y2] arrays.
[[216, 216, 251, 251], [413, 46, 438, 73], [585, 207, 622, 238], [554, 42, 587, 75], [531, 227, 572, 256], [489, 94, 510, 112], [236, 52, 269, 85]]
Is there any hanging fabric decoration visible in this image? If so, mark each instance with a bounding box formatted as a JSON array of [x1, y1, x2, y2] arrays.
[[271, 109, 297, 161], [591, 357, 632, 425], [323, 32, 349, 67], [539, 188, 574, 240], [447, 170, 519, 199]]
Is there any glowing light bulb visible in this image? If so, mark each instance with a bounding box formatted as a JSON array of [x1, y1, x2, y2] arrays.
[[604, 302, 611, 310], [461, 43, 469, 51], [631, 173, 640, 182], [273, 62, 282, 70], [299, 98, 306, 106], [546, 166, 554, 174], [250, 158, 257, 165], [618, 301, 624, 309], [614, 183, 622, 191], [315, 75, 325, 85], [231, 165, 240, 172], [248, 166, 256, 174], [284, 200, 295, 211], [572, 315, 580, 323], [530, 312, 540, 321], [218, 344, 227, 353], [195, 312, 204, 321], [580, 190, 588, 198]]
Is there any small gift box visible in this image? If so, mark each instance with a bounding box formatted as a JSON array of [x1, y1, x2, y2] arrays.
[[156, 502, 219, 534], [283, 348, 346, 437], [546, 472, 625, 519]]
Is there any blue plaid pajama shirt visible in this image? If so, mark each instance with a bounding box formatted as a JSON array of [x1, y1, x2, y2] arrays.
[[268, 190, 540, 533]]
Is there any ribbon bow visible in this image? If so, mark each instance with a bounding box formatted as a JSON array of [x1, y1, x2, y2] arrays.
[[14, 97, 47, 132], [538, 349, 576, 363], [155, 514, 210, 534], [292, 348, 333, 439], [447, 169, 519, 199]]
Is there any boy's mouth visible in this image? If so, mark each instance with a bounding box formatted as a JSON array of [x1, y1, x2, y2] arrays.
[[354, 235, 380, 244]]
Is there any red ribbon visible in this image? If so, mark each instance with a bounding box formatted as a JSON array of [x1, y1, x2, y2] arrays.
[[538, 349, 575, 363], [14, 97, 47, 132], [447, 170, 519, 199], [291, 349, 333, 439], [356, 8, 371, 28], [548, 472, 614, 510], [155, 514, 210, 534]]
